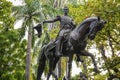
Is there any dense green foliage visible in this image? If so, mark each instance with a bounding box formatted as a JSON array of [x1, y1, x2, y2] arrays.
[[0, 0, 26, 80], [0, 0, 119, 80]]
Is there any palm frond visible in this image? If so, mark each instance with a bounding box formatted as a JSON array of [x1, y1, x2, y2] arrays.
[[12, 5, 27, 16]]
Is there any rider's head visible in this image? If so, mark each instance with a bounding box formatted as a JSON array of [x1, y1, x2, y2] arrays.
[[63, 6, 69, 16]]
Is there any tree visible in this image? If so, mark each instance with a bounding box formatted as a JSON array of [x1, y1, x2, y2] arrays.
[[12, 0, 42, 79], [0, 0, 26, 80]]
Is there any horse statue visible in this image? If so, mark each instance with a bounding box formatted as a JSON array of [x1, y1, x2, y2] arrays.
[[34, 16, 106, 80]]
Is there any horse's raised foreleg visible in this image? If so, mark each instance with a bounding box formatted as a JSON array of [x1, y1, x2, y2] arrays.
[[37, 48, 46, 80], [80, 50, 99, 73], [66, 54, 73, 80]]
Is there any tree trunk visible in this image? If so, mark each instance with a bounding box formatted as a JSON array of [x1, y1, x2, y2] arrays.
[[26, 26, 32, 80]]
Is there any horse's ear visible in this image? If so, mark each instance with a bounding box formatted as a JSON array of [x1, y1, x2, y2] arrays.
[[97, 16, 100, 21]]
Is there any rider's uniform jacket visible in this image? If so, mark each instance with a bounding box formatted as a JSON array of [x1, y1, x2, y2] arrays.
[[58, 15, 76, 37]]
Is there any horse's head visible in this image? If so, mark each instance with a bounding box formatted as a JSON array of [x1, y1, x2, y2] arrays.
[[88, 16, 106, 40]]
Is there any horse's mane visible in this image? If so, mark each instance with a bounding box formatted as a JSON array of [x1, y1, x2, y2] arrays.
[[79, 17, 98, 27], [75, 17, 98, 32]]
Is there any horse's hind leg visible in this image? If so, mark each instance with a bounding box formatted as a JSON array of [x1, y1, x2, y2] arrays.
[[66, 54, 73, 80], [52, 57, 60, 80], [47, 57, 55, 80], [47, 57, 59, 80], [37, 48, 46, 80]]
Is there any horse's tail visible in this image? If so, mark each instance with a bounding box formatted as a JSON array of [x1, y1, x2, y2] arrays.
[[37, 46, 46, 80]]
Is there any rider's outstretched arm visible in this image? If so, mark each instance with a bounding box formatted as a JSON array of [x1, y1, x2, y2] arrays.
[[43, 16, 60, 24]]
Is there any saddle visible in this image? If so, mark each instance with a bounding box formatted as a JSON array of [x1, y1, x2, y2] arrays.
[[44, 37, 68, 57]]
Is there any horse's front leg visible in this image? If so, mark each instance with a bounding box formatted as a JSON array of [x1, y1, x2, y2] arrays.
[[80, 50, 99, 73], [66, 54, 73, 80]]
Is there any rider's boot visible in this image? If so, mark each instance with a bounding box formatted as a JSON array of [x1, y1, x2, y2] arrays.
[[56, 37, 63, 57]]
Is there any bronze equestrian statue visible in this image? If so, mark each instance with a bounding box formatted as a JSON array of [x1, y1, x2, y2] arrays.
[[34, 15, 106, 80]]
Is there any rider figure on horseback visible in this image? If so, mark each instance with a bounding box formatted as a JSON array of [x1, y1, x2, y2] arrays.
[[41, 7, 76, 57]]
